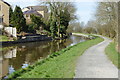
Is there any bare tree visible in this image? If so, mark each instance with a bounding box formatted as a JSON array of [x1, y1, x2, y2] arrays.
[[95, 2, 117, 39]]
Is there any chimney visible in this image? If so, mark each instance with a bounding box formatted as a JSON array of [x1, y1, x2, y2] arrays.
[[30, 7, 32, 10]]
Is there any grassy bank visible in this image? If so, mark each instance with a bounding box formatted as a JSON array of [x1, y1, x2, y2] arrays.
[[8, 36, 104, 79], [0, 46, 14, 51], [0, 35, 11, 41], [105, 42, 120, 69], [0, 35, 12, 51]]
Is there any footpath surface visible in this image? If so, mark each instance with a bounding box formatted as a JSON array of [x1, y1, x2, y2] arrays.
[[74, 34, 118, 78]]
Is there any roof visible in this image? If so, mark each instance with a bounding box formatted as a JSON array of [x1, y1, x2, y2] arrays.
[[1, 0, 11, 6], [26, 6, 48, 12], [23, 10, 42, 17]]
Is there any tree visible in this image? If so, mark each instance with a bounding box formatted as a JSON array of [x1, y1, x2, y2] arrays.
[[67, 22, 82, 33], [9, 7, 13, 26], [95, 2, 117, 39], [59, 8, 71, 37], [46, 2, 76, 38], [12, 6, 26, 33], [50, 18, 57, 38], [30, 14, 43, 30]]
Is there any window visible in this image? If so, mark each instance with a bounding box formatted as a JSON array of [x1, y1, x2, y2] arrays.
[[0, 17, 3, 24]]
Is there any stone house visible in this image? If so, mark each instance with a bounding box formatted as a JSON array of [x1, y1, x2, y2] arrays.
[[22, 6, 48, 24], [0, 0, 10, 26]]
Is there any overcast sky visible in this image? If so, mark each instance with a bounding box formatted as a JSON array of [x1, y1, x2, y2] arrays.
[[75, 2, 97, 24], [4, 0, 97, 24]]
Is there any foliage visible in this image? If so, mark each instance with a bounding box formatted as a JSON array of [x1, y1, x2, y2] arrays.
[[59, 9, 70, 37], [26, 24, 36, 33], [46, 2, 76, 38], [84, 2, 117, 40], [9, 7, 13, 26], [84, 27, 97, 34], [9, 3, 76, 37], [95, 2, 117, 39], [0, 35, 12, 41], [50, 18, 57, 38], [30, 14, 43, 30], [67, 22, 83, 33], [11, 6, 27, 33]]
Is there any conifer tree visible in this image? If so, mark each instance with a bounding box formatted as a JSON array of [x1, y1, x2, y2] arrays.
[[12, 6, 26, 33], [9, 7, 13, 26]]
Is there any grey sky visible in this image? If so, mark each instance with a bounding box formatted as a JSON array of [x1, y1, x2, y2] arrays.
[[75, 2, 97, 24]]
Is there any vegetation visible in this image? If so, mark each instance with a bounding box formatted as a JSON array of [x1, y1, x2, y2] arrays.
[[105, 42, 120, 69], [30, 14, 44, 30], [67, 22, 83, 33], [10, 6, 27, 33], [26, 23, 36, 33], [9, 3, 76, 39], [96, 2, 117, 38], [9, 7, 13, 26], [50, 18, 57, 38], [0, 35, 11, 41], [45, 2, 76, 38], [82, 2, 119, 60], [83, 2, 117, 40], [0, 46, 14, 51], [8, 36, 103, 79]]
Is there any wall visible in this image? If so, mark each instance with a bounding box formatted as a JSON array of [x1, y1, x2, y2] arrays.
[[37, 11, 44, 17], [0, 25, 3, 29], [4, 27, 17, 38], [0, 1, 9, 26]]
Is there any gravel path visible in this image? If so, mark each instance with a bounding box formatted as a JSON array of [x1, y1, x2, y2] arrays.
[[74, 35, 118, 78]]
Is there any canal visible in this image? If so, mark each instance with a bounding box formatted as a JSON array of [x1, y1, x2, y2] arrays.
[[0, 35, 89, 78]]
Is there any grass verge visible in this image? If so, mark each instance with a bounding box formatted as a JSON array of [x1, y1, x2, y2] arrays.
[[0, 46, 14, 51], [105, 42, 120, 69], [0, 35, 10, 41], [0, 35, 11, 51], [8, 36, 104, 79]]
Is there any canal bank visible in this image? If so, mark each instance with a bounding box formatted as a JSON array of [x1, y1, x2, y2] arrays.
[[1, 35, 52, 46], [1, 35, 87, 79], [1, 34, 71, 46], [7, 35, 104, 79]]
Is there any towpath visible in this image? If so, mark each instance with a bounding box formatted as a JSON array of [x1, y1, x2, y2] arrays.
[[74, 33, 118, 78]]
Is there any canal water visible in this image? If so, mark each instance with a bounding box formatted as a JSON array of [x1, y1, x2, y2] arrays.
[[0, 35, 89, 78]]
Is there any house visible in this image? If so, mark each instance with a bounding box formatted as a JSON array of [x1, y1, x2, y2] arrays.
[[0, 0, 10, 26], [0, 1, 17, 38], [22, 6, 48, 24]]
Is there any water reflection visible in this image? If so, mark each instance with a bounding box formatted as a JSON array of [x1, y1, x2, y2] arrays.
[[0, 35, 89, 78], [22, 62, 29, 68], [9, 65, 15, 74], [69, 35, 85, 46]]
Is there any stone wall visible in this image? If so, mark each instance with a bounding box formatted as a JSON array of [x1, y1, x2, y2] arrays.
[[0, 1, 10, 26]]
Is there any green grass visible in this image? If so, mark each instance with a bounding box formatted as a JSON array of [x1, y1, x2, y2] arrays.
[[0, 46, 14, 51], [0, 35, 12, 51], [0, 35, 10, 41], [8, 36, 104, 79], [105, 42, 120, 69]]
